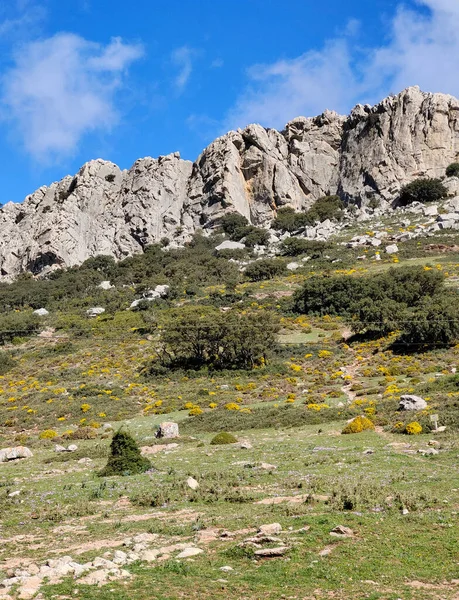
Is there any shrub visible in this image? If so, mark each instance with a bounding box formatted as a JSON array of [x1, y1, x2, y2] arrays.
[[64, 427, 98, 440], [39, 429, 58, 439], [152, 306, 279, 371], [342, 416, 375, 435], [280, 238, 331, 257], [210, 432, 238, 445], [100, 429, 151, 477], [220, 213, 250, 239], [272, 207, 306, 232], [405, 421, 423, 435], [245, 259, 286, 281], [0, 352, 15, 375], [399, 178, 447, 206], [304, 195, 344, 225], [446, 162, 459, 177], [243, 227, 270, 247]]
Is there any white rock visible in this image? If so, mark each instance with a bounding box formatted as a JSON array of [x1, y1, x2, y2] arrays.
[[286, 262, 300, 271], [385, 244, 399, 255], [86, 307, 105, 317], [186, 477, 199, 491], [98, 280, 113, 290], [399, 395, 427, 411], [176, 548, 203, 559], [215, 240, 245, 252], [0, 447, 33, 462], [33, 308, 49, 316]]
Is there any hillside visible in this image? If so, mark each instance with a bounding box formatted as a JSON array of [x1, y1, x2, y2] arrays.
[[1, 86, 459, 278], [2, 87, 459, 600]]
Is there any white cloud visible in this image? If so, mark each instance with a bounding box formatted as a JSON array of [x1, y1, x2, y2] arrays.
[[226, 0, 459, 129], [226, 40, 359, 130], [171, 46, 196, 91], [1, 33, 143, 161]]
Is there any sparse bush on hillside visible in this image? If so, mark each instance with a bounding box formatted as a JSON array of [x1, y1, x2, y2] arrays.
[[100, 429, 151, 477], [280, 238, 331, 257], [0, 351, 15, 375], [304, 195, 344, 225], [245, 259, 286, 281], [446, 162, 459, 177], [397, 293, 459, 348], [272, 197, 344, 233], [399, 178, 447, 206], [149, 306, 280, 372], [0, 312, 40, 345]]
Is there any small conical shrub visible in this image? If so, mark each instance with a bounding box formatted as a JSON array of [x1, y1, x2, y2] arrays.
[[100, 429, 151, 476], [210, 432, 238, 445]]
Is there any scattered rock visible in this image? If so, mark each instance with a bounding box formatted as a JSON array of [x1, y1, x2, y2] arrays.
[[141, 443, 179, 455], [186, 477, 199, 491], [385, 244, 399, 254], [220, 566, 234, 572], [33, 308, 49, 317], [399, 394, 427, 411], [86, 307, 105, 318], [258, 523, 282, 536], [330, 526, 354, 538], [215, 240, 245, 252], [176, 548, 203, 559], [0, 447, 33, 462], [254, 547, 288, 558], [156, 422, 179, 439], [98, 281, 113, 290]]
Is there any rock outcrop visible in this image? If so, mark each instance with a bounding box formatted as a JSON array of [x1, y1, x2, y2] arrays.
[[1, 86, 459, 278]]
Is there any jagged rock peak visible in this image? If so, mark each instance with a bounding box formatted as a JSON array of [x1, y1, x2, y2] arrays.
[[1, 87, 459, 278]]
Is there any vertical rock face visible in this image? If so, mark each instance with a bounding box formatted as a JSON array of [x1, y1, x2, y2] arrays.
[[339, 87, 459, 204], [2, 86, 459, 277]]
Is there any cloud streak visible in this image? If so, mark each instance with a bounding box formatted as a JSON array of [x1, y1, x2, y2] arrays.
[[171, 46, 196, 92], [226, 0, 459, 129], [1, 33, 143, 162]]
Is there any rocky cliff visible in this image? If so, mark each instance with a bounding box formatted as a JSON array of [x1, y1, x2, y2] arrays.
[[1, 86, 459, 278]]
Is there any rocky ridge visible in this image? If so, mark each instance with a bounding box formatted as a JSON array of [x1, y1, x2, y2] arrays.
[[1, 86, 459, 278]]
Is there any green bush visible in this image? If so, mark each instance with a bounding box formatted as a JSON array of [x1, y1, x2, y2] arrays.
[[100, 429, 151, 477], [210, 432, 238, 445], [0, 351, 15, 375], [150, 305, 280, 372], [304, 195, 344, 225], [245, 259, 286, 281], [446, 163, 459, 177], [280, 238, 331, 257], [399, 178, 447, 206], [272, 207, 306, 233]]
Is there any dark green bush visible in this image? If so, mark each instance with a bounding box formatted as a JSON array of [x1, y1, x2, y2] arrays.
[[245, 259, 286, 281], [446, 163, 459, 177], [210, 432, 238, 445], [280, 238, 331, 257], [150, 306, 280, 372], [399, 178, 447, 206], [100, 429, 151, 477]]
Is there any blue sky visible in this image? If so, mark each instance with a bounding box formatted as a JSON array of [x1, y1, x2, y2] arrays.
[[0, 0, 458, 203]]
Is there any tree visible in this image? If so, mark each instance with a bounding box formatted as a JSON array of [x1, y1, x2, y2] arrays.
[[100, 429, 151, 476], [153, 306, 280, 371], [399, 178, 447, 206], [220, 213, 250, 240], [399, 294, 459, 348]]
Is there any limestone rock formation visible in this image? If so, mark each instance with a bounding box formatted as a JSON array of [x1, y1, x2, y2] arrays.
[[1, 86, 459, 278]]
